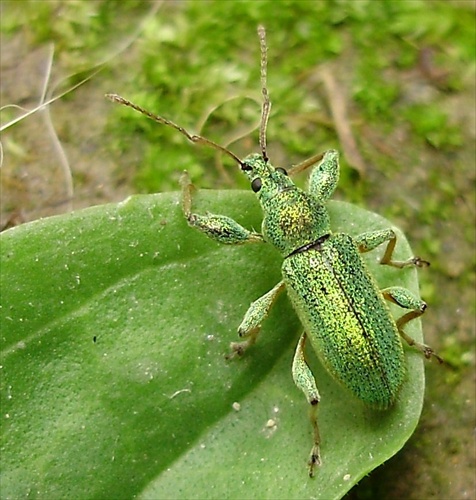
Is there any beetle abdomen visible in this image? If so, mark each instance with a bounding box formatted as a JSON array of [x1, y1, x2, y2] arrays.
[[282, 232, 405, 409]]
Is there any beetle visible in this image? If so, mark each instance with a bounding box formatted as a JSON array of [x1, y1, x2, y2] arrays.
[[106, 25, 442, 477]]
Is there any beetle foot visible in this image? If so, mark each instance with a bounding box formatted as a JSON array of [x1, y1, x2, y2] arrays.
[[225, 341, 248, 360], [411, 256, 430, 267], [423, 345, 444, 364], [382, 256, 430, 268], [308, 446, 322, 478]]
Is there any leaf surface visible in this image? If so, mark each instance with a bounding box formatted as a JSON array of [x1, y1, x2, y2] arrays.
[[1, 191, 426, 499]]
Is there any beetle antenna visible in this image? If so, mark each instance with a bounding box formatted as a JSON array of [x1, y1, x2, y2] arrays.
[[258, 25, 270, 163], [105, 94, 244, 167]]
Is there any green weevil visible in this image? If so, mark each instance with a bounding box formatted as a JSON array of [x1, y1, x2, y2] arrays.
[[107, 25, 442, 477]]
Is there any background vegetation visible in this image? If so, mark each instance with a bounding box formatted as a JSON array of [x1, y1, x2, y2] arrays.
[[1, 1, 475, 499]]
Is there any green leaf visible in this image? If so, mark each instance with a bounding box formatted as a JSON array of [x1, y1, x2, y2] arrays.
[[1, 191, 425, 499]]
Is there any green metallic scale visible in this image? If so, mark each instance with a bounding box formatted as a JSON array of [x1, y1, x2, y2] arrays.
[[107, 26, 442, 477]]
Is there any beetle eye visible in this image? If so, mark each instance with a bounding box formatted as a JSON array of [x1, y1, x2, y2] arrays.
[[251, 178, 262, 192], [276, 167, 288, 176]]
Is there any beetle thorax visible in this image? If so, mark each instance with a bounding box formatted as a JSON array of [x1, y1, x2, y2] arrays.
[[261, 188, 330, 256]]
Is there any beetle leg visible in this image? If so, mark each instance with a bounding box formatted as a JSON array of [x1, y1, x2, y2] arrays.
[[355, 228, 429, 268], [382, 286, 443, 363], [292, 332, 321, 477], [181, 171, 264, 245], [228, 281, 286, 358], [306, 149, 340, 203]]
